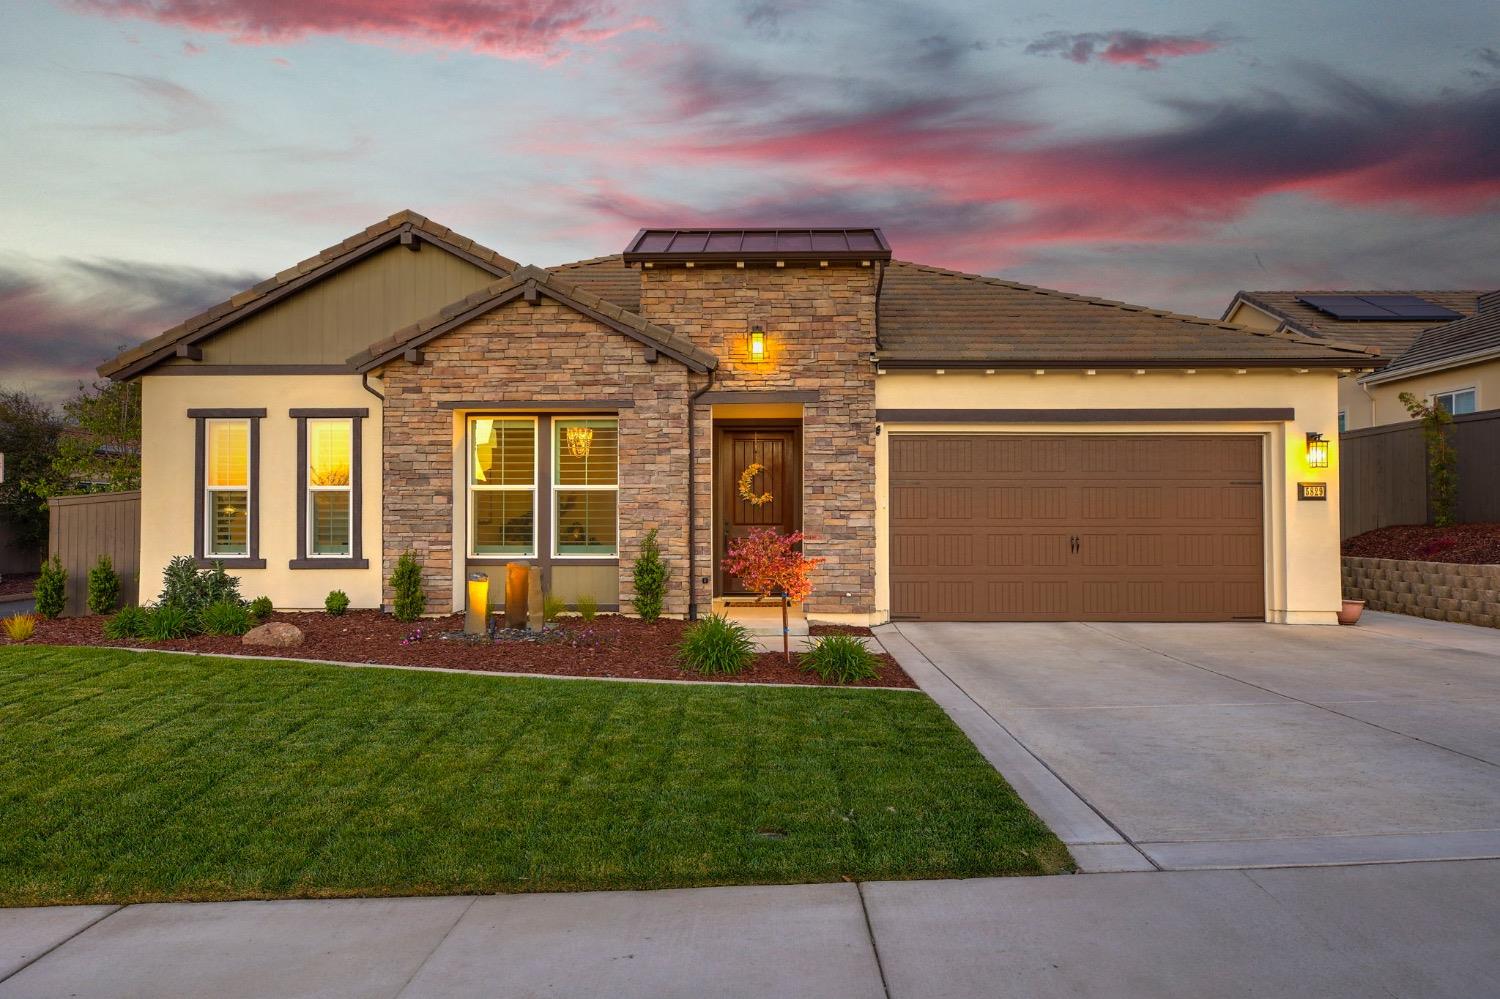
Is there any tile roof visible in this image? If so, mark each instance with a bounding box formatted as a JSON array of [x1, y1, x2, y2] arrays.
[[873, 261, 1383, 367], [98, 210, 519, 379], [623, 227, 890, 264], [546, 254, 640, 313], [1228, 290, 1483, 357], [349, 265, 717, 374], [1369, 292, 1500, 382]]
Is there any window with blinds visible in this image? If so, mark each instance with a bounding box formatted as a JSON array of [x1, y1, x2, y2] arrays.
[[470, 417, 536, 556], [307, 418, 353, 556], [554, 418, 618, 556], [205, 419, 249, 556]]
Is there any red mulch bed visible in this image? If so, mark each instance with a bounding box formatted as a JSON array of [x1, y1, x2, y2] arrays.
[[1342, 523, 1500, 565], [0, 573, 38, 600], [19, 611, 916, 689]]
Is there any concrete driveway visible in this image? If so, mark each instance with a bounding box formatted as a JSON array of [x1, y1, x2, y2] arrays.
[[882, 612, 1500, 870]]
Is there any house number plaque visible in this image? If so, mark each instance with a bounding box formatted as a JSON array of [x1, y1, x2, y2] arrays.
[[1297, 482, 1328, 501]]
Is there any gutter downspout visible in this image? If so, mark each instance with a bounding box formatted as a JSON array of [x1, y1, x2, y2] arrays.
[[361, 371, 385, 401], [686, 367, 716, 621]]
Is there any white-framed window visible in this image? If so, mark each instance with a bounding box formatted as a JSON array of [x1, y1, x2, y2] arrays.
[[306, 418, 353, 557], [1432, 388, 1477, 416], [205, 418, 250, 557], [1338, 411, 1347, 433], [469, 416, 536, 557], [553, 418, 618, 557]]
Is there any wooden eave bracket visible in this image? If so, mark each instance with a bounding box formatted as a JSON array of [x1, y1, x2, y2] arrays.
[[399, 229, 419, 250], [523, 281, 540, 305], [403, 348, 424, 365], [176, 344, 202, 361]]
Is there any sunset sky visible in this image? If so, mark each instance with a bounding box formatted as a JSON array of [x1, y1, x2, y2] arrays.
[[2, 0, 1497, 401]]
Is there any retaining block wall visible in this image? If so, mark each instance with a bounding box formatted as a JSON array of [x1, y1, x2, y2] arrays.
[[1342, 556, 1500, 629]]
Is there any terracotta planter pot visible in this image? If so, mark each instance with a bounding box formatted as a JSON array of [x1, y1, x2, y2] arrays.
[[1337, 599, 1365, 626]]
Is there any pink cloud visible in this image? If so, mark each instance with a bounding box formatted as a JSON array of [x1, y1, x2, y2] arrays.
[[1027, 30, 1224, 70], [70, 0, 655, 61]]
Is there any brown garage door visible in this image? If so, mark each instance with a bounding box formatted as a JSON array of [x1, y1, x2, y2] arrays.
[[889, 434, 1265, 622]]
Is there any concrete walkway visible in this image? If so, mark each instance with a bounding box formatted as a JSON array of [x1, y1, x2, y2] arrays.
[[4, 861, 1498, 998], [880, 612, 1500, 871]]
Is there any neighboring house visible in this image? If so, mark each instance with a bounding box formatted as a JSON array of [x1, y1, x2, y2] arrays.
[[1222, 290, 1484, 431], [1356, 291, 1500, 423], [101, 212, 1381, 626]]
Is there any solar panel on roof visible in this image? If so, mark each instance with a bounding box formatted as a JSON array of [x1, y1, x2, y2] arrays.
[[1297, 295, 1396, 319], [1362, 295, 1463, 320]]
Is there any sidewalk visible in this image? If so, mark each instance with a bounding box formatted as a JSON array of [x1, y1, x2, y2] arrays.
[[3, 860, 1497, 998]]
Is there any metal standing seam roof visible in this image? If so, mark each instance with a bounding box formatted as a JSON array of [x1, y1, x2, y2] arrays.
[[1227, 290, 1483, 358], [622, 228, 891, 263]]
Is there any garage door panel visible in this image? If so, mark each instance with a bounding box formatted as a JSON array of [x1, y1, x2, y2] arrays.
[[889, 433, 1265, 622]]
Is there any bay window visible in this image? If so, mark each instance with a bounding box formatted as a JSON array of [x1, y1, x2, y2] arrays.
[[470, 416, 536, 557], [553, 418, 618, 557]]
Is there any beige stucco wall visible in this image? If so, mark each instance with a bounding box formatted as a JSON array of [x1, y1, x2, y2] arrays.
[[1223, 301, 1282, 332], [140, 373, 383, 609], [1363, 358, 1500, 426], [873, 369, 1344, 625]]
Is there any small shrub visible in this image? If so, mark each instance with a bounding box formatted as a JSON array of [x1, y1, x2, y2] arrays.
[[248, 596, 273, 622], [34, 556, 66, 619], [142, 604, 194, 641], [800, 633, 880, 684], [102, 605, 149, 639], [574, 593, 599, 622], [391, 550, 426, 622], [631, 527, 668, 622], [198, 600, 252, 636], [325, 589, 350, 616], [2, 613, 36, 642], [87, 555, 121, 615], [157, 556, 243, 615], [542, 593, 566, 623], [678, 613, 755, 675], [201, 561, 243, 607]]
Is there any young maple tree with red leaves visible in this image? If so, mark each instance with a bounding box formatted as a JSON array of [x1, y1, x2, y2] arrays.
[[722, 529, 824, 662]]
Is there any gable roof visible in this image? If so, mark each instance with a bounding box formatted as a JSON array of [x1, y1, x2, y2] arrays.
[[874, 261, 1383, 368], [1365, 292, 1500, 384], [546, 254, 641, 313], [348, 265, 717, 374], [1226, 290, 1482, 357], [99, 211, 519, 380]]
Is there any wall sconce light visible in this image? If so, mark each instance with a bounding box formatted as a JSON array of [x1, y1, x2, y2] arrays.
[[747, 326, 767, 362], [1305, 431, 1329, 468], [464, 571, 490, 637]]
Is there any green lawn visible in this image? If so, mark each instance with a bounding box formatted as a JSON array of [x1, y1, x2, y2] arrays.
[[0, 646, 1071, 905]]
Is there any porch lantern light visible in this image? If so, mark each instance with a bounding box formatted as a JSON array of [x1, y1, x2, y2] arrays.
[[464, 572, 490, 637], [1305, 431, 1330, 468], [565, 424, 594, 458], [747, 326, 767, 362]]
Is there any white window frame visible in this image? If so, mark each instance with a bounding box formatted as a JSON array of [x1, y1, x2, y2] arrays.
[[467, 415, 538, 558], [305, 417, 354, 559], [205, 417, 251, 558], [1432, 388, 1477, 416], [551, 417, 619, 559]]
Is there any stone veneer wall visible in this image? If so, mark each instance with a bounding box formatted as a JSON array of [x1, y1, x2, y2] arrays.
[[1342, 556, 1500, 629], [639, 264, 880, 618], [381, 297, 693, 614]]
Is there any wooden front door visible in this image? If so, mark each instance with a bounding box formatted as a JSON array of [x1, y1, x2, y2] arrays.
[[716, 426, 801, 595]]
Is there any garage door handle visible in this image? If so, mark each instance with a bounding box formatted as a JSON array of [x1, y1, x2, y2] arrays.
[[1069, 535, 1079, 554]]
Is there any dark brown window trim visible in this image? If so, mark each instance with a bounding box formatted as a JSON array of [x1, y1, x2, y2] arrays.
[[155, 365, 354, 376], [875, 408, 1296, 423], [439, 400, 634, 411], [697, 390, 819, 404], [191, 409, 264, 567], [874, 357, 1379, 370], [291, 409, 369, 570]]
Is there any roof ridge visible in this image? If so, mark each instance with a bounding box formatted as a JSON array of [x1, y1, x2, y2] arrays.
[[889, 259, 1380, 357]]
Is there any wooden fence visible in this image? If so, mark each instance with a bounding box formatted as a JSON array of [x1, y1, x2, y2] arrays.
[[1340, 407, 1500, 539], [48, 491, 141, 616]]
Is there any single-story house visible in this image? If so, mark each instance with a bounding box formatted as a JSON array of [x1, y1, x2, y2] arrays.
[[1222, 290, 1487, 431], [101, 212, 1383, 626], [1355, 291, 1500, 418]]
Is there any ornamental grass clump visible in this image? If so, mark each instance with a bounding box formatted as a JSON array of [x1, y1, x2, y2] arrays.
[[102, 605, 149, 639], [631, 527, 668, 622], [390, 551, 426, 622], [2, 613, 36, 642], [574, 593, 599, 622], [542, 593, 566, 623], [199, 600, 253, 637], [34, 556, 66, 620], [800, 634, 880, 684], [87, 555, 121, 615], [142, 605, 194, 641], [678, 613, 755, 676]]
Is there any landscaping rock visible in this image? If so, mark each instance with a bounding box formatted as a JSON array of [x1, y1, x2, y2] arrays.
[[243, 622, 304, 648]]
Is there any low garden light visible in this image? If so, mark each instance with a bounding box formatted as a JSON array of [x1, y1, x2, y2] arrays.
[[747, 326, 767, 362], [464, 571, 489, 637], [1305, 431, 1330, 468]]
